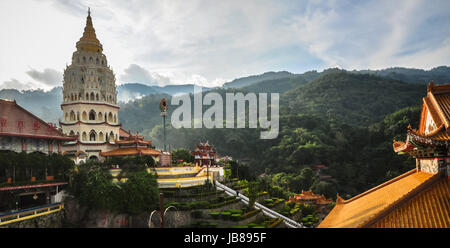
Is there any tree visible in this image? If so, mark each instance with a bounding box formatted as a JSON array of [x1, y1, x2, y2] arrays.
[[171, 148, 194, 164], [122, 170, 159, 214], [247, 181, 258, 209]]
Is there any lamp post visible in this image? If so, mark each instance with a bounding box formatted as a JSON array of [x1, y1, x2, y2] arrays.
[[148, 193, 177, 228], [160, 98, 168, 151]]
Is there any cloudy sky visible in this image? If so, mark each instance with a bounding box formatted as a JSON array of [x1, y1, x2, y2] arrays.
[[0, 0, 449, 91]]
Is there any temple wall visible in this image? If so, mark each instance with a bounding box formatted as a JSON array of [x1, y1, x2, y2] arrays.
[[417, 158, 439, 174]]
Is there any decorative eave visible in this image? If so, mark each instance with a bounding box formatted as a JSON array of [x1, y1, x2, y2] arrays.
[[62, 140, 117, 146], [100, 147, 161, 157], [407, 126, 449, 147], [0, 131, 77, 141], [60, 102, 119, 109], [59, 120, 121, 127]]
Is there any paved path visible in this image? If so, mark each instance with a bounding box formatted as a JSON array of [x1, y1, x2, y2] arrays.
[[214, 181, 304, 228]]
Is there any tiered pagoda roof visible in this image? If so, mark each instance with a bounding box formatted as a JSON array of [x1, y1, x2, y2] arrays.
[[289, 190, 332, 205], [99, 132, 160, 157]]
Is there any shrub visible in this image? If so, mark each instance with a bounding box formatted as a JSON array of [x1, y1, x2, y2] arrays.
[[231, 213, 242, 221], [252, 225, 265, 228], [221, 211, 232, 220], [209, 212, 220, 219], [228, 209, 243, 215]]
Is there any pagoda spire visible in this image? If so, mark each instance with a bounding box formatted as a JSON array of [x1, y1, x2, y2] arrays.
[[76, 8, 103, 53]]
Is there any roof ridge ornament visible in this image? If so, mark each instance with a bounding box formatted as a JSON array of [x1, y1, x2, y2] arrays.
[[427, 81, 434, 92]]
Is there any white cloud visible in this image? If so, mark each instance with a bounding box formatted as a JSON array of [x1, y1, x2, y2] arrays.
[[119, 64, 171, 86], [26, 68, 63, 86], [0, 79, 41, 91], [0, 0, 449, 91]]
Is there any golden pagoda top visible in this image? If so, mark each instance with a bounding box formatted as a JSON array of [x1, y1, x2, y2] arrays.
[[76, 8, 103, 53]]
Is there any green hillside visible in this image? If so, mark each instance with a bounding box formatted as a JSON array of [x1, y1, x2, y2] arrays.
[[283, 70, 426, 125], [117, 70, 426, 199]]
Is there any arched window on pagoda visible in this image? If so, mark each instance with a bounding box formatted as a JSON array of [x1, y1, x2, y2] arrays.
[[109, 131, 114, 141], [86, 93, 89, 101], [90, 92, 95, 101], [108, 112, 113, 122], [96, 58, 99, 64], [113, 114, 117, 123], [89, 130, 96, 141], [89, 57, 93, 63], [96, 93, 99, 101], [77, 112, 80, 121], [69, 130, 75, 136], [70, 111, 76, 121], [83, 57, 86, 63], [99, 132, 104, 141], [65, 112, 68, 121], [89, 110, 96, 121], [78, 93, 82, 100], [82, 111, 88, 121], [98, 112, 103, 121], [82, 132, 87, 141]]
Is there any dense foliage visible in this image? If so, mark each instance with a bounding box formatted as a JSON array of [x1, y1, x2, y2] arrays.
[[0, 151, 74, 186], [67, 161, 159, 214], [113, 70, 425, 200]]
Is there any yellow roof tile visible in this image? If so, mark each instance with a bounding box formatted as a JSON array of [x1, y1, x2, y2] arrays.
[[318, 170, 436, 228]]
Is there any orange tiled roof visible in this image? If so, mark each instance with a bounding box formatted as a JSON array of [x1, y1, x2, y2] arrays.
[[318, 170, 438, 228], [295, 190, 322, 200], [316, 195, 333, 205], [100, 147, 161, 157], [116, 139, 152, 145], [370, 176, 449, 228], [119, 128, 131, 138]]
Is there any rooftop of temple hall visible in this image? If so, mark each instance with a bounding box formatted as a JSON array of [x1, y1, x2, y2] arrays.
[[319, 82, 450, 228]]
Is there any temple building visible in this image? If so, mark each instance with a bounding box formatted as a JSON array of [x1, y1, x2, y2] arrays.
[[0, 99, 74, 210], [319, 82, 450, 228], [100, 132, 160, 158], [59, 10, 124, 163], [0, 99, 76, 154], [289, 190, 332, 206], [191, 141, 217, 166]]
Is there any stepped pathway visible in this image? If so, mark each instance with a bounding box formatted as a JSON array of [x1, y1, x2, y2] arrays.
[[214, 181, 304, 228]]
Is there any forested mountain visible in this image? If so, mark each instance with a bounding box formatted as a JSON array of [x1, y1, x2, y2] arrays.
[[283, 70, 426, 125], [352, 66, 450, 84], [117, 83, 213, 103], [223, 71, 295, 89], [0, 87, 62, 123], [0, 66, 446, 199], [116, 70, 427, 199]]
